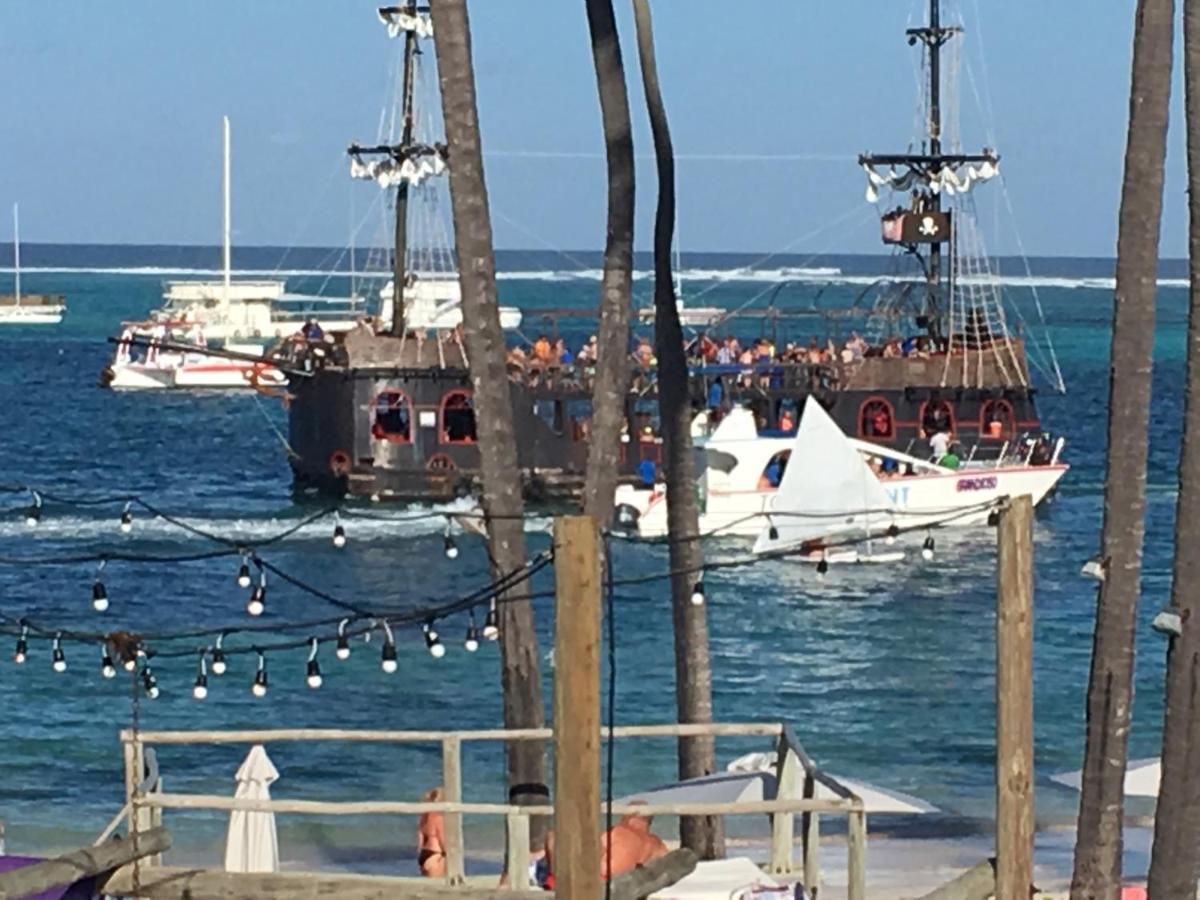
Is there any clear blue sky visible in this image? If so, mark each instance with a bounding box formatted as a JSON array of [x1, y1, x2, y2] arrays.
[[0, 1, 1189, 258]]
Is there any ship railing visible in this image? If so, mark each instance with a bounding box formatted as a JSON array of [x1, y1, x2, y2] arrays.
[[116, 721, 867, 899]]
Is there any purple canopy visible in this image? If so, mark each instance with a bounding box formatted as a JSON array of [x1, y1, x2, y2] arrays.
[[0, 855, 97, 900]]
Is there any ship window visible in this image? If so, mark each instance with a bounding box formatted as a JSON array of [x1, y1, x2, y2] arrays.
[[440, 390, 477, 444], [859, 397, 895, 441], [759, 450, 791, 490], [371, 390, 412, 443], [980, 398, 1016, 440], [920, 399, 956, 436], [633, 398, 660, 441]]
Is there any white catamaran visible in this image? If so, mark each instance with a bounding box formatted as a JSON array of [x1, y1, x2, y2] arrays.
[[1, 204, 65, 325]]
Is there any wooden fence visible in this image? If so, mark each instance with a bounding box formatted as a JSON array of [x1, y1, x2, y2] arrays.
[[117, 721, 867, 898]]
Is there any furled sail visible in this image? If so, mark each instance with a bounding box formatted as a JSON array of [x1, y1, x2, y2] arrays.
[[862, 158, 998, 203], [378, 8, 434, 39], [753, 397, 894, 555], [349, 145, 448, 188]]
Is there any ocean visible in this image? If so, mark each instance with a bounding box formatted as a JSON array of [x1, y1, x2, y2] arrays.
[[0, 246, 1188, 876]]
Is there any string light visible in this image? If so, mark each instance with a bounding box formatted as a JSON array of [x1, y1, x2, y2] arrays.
[[482, 599, 500, 641], [236, 556, 252, 590], [211, 635, 227, 675], [252, 651, 268, 697], [247, 570, 267, 617], [13, 625, 28, 664], [123, 649, 142, 673], [51, 634, 66, 673], [464, 610, 480, 652], [443, 520, 459, 560], [119, 502, 134, 534], [423, 621, 445, 658], [922, 533, 936, 562], [335, 619, 352, 660], [100, 644, 117, 679], [306, 638, 323, 688], [92, 561, 110, 613], [380, 622, 398, 673], [332, 515, 346, 549], [23, 490, 42, 528], [143, 664, 159, 699], [192, 653, 208, 700], [690, 581, 706, 607]]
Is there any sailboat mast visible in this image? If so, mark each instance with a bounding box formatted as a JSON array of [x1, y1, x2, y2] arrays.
[[12, 204, 20, 306], [389, 16, 419, 337], [926, 0, 943, 327], [223, 116, 232, 306]]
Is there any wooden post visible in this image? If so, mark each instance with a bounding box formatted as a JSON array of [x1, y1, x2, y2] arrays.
[[847, 808, 867, 900], [552, 515, 603, 898], [801, 773, 821, 895], [768, 735, 796, 874], [996, 495, 1035, 898], [441, 737, 465, 885], [505, 812, 531, 890], [123, 738, 150, 835]]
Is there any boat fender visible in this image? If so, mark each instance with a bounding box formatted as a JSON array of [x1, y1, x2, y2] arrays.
[[329, 450, 352, 476]]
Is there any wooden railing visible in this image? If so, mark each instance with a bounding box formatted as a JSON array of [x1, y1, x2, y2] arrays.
[[120, 722, 866, 899]]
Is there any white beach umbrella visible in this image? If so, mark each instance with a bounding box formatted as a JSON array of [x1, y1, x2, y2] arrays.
[[1050, 757, 1161, 798], [620, 752, 938, 816], [224, 744, 280, 873]]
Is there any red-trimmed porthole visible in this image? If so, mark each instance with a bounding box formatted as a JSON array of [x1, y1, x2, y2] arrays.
[[980, 398, 1016, 439], [859, 397, 895, 441], [428, 454, 457, 471], [920, 399, 956, 437], [371, 390, 413, 443], [440, 390, 477, 444]]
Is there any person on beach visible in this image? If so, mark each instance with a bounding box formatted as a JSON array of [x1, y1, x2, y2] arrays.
[[417, 786, 447, 878], [600, 806, 668, 880]]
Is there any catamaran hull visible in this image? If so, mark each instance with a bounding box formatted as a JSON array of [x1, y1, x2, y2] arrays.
[[103, 363, 285, 391], [0, 309, 65, 325], [614, 463, 1068, 540]]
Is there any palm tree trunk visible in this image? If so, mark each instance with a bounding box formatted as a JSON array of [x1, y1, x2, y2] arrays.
[[1071, 0, 1175, 894], [429, 0, 547, 833], [630, 0, 724, 859], [1147, 1, 1200, 894], [581, 0, 636, 525]]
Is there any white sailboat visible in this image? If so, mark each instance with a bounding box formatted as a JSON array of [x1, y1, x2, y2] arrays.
[[0, 204, 65, 325]]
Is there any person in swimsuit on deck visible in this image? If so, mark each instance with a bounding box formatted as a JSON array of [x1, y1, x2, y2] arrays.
[[417, 786, 447, 878]]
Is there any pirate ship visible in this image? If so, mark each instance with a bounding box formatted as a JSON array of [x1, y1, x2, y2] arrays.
[[284, 2, 1063, 503]]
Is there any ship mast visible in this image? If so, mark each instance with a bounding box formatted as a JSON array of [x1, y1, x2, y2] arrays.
[[348, 4, 438, 337], [858, 0, 998, 342]]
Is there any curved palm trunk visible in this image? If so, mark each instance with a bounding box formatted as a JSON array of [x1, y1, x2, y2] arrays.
[[1147, 1, 1200, 894], [630, 0, 723, 859], [1071, 0, 1175, 894], [582, 0, 636, 525], [429, 0, 547, 832]]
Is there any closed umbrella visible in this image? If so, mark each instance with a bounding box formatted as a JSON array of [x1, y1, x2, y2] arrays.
[[224, 744, 280, 872]]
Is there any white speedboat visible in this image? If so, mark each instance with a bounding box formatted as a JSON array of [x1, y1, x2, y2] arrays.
[[102, 323, 286, 391], [1, 204, 65, 326], [613, 398, 1067, 547]]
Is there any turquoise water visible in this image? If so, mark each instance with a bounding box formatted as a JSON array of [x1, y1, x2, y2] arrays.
[[0, 260, 1188, 873]]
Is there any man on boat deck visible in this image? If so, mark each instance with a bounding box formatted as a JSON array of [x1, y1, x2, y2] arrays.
[[929, 426, 952, 462], [302, 318, 324, 341]]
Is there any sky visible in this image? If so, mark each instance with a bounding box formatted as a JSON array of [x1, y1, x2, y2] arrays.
[[0, 1, 1190, 259]]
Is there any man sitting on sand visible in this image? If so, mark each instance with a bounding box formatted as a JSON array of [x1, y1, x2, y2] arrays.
[[600, 805, 669, 880], [417, 786, 447, 878]]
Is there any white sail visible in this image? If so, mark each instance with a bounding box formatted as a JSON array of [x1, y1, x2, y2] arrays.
[[753, 397, 893, 554]]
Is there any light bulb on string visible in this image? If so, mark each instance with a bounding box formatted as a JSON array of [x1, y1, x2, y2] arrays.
[[464, 610, 480, 653], [142, 665, 159, 700], [100, 644, 116, 679], [424, 621, 445, 658], [306, 638, 323, 689], [123, 648, 143, 673], [332, 514, 346, 549], [246, 570, 267, 617], [443, 519, 459, 559], [119, 502, 134, 534], [252, 651, 268, 697], [690, 581, 706, 607], [922, 533, 936, 562], [236, 555, 252, 589], [380, 622, 398, 673], [92, 560, 109, 612], [482, 599, 500, 642], [14, 624, 29, 664], [24, 491, 41, 528], [51, 634, 66, 673], [211, 635, 227, 676], [193, 653, 208, 700], [335, 619, 351, 660]]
